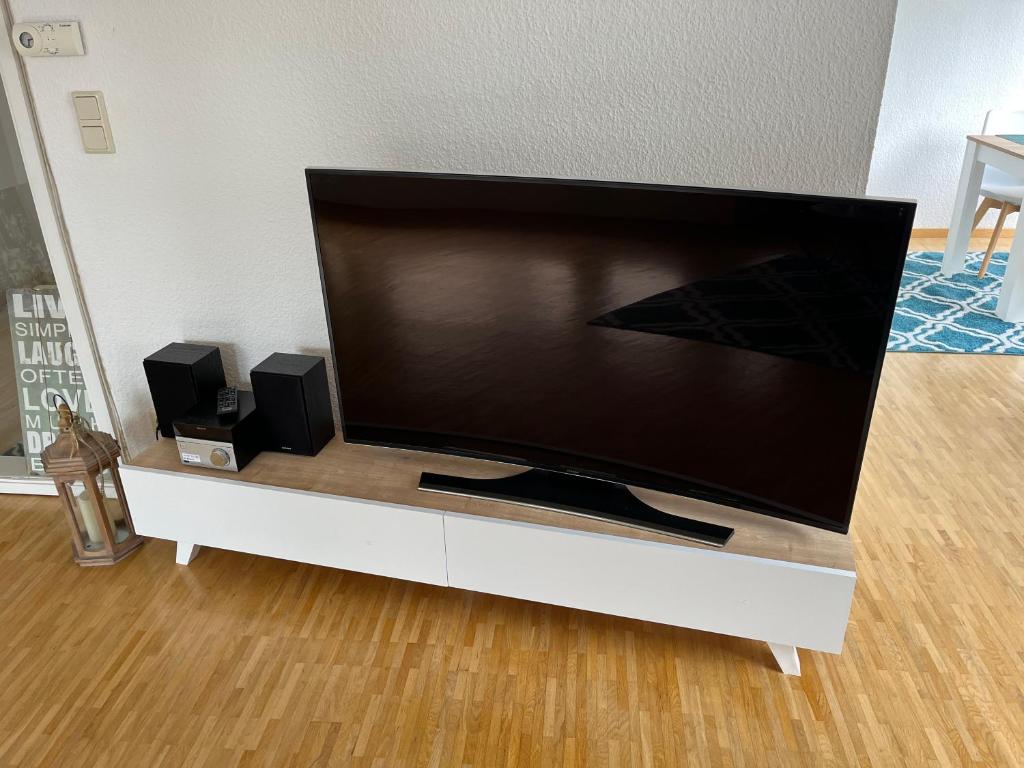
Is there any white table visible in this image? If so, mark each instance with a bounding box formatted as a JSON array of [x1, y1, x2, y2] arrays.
[[943, 134, 1024, 321]]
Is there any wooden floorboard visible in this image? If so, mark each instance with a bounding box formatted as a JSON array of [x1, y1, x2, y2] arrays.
[[0, 236, 1022, 766]]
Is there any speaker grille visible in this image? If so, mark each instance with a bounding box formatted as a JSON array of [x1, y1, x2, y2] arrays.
[[143, 344, 224, 438], [252, 371, 311, 453], [250, 353, 335, 456]]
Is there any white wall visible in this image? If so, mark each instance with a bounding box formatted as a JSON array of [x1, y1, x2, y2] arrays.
[[868, 0, 1024, 228], [10, 0, 898, 455]]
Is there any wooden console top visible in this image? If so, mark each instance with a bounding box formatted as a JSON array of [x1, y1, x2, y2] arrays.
[[128, 438, 854, 571]]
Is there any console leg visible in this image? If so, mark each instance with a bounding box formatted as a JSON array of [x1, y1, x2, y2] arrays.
[[767, 642, 801, 676], [175, 541, 201, 565]]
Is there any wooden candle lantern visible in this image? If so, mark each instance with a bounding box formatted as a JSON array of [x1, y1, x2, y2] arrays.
[[41, 398, 144, 566]]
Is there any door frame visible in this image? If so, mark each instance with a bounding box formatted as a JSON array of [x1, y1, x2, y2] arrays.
[[0, 5, 118, 492]]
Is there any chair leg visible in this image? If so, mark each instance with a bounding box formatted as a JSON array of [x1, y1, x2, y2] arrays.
[[974, 197, 997, 230], [978, 203, 1016, 278]]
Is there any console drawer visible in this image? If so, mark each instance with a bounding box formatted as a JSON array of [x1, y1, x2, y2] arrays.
[[120, 466, 448, 586], [443, 511, 854, 653]]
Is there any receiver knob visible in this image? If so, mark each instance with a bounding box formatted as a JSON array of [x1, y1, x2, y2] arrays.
[[210, 448, 230, 467]]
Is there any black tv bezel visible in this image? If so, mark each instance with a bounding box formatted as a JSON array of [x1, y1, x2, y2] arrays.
[[306, 168, 915, 535]]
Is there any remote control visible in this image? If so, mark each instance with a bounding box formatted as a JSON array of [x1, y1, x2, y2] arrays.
[[216, 386, 239, 416]]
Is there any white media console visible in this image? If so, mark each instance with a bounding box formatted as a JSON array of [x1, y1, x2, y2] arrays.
[[120, 438, 856, 676]]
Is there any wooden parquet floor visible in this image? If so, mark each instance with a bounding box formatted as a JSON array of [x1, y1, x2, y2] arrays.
[[1, 237, 1022, 767]]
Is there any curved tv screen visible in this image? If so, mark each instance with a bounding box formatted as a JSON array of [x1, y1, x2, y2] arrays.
[[308, 170, 914, 533]]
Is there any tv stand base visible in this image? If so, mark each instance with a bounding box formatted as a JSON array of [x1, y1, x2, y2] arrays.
[[120, 439, 856, 678], [419, 468, 734, 547]]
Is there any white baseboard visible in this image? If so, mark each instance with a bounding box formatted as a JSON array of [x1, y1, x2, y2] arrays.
[[0, 477, 57, 496]]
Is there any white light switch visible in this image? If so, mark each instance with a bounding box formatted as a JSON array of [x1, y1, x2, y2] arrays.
[[71, 91, 114, 154], [72, 94, 101, 121], [80, 126, 109, 152]]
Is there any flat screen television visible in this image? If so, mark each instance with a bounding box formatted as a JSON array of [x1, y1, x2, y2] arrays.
[[307, 170, 914, 545]]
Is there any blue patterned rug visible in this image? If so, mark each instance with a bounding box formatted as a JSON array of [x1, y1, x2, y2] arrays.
[[888, 251, 1024, 354]]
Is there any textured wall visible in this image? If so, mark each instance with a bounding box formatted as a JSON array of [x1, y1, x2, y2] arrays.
[[868, 0, 1024, 228], [11, 0, 898, 455]]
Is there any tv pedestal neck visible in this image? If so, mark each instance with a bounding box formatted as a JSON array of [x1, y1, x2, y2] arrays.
[[419, 467, 734, 547], [120, 438, 855, 677]]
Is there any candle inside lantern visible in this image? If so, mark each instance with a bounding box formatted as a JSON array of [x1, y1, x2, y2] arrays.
[[75, 487, 124, 546]]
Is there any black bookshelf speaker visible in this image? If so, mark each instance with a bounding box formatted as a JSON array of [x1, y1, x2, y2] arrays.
[[143, 343, 225, 438], [250, 353, 335, 456]]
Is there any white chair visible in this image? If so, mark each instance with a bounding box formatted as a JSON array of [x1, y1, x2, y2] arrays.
[[973, 110, 1024, 277]]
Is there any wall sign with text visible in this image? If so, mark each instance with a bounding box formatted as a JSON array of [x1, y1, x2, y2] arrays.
[[7, 289, 94, 474]]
